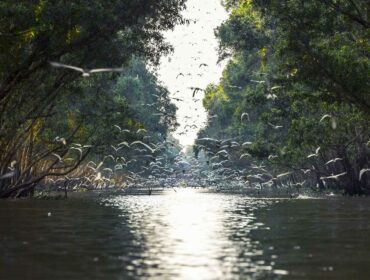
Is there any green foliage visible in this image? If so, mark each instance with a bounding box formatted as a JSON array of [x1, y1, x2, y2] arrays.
[[197, 0, 370, 195], [0, 0, 185, 197]]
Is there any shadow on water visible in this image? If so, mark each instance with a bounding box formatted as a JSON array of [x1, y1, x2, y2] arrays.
[[252, 198, 370, 279], [0, 190, 370, 279], [0, 198, 145, 280]]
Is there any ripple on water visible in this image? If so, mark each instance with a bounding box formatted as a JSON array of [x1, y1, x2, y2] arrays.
[[103, 189, 283, 280], [6, 190, 370, 279]]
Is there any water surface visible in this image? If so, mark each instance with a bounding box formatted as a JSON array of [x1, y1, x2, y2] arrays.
[[0, 189, 369, 279]]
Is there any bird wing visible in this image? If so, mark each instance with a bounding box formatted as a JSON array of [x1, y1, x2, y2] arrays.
[[113, 125, 122, 131], [277, 172, 291, 178], [137, 128, 147, 134], [241, 112, 249, 121], [240, 153, 251, 160], [118, 141, 129, 148], [130, 141, 154, 153], [89, 68, 123, 73], [319, 114, 332, 122], [49, 62, 84, 72], [192, 88, 197, 97], [270, 86, 282, 91], [359, 169, 370, 180]]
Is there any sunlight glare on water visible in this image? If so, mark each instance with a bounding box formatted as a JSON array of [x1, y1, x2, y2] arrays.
[[1, 193, 370, 279], [107, 189, 281, 279]]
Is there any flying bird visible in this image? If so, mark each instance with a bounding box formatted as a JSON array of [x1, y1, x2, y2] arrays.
[[276, 172, 291, 178], [325, 158, 343, 165], [239, 153, 251, 160], [319, 114, 332, 122], [319, 114, 337, 129], [250, 79, 265, 84], [268, 122, 283, 130], [240, 112, 250, 121], [320, 172, 347, 181], [50, 62, 123, 77], [136, 128, 147, 134], [226, 84, 242, 89], [189, 87, 204, 97], [270, 86, 283, 91], [307, 147, 321, 158], [130, 141, 155, 153], [359, 168, 370, 180]]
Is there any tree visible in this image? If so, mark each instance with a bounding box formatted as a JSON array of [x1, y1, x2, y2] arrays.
[[0, 0, 186, 197], [196, 0, 370, 195]]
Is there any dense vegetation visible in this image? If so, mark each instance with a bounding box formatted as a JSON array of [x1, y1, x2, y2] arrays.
[[196, 0, 370, 195], [0, 0, 186, 197]]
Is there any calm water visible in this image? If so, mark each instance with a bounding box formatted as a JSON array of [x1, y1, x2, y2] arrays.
[[0, 189, 370, 279]]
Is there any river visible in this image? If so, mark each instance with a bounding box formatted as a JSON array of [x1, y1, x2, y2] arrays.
[[0, 189, 369, 279]]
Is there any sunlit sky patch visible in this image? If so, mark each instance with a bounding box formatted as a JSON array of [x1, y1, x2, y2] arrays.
[[157, 0, 229, 147]]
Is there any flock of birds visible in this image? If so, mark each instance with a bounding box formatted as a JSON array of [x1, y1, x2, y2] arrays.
[[6, 2, 366, 196], [37, 111, 370, 197]]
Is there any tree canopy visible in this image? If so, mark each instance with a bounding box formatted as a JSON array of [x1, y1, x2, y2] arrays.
[[196, 0, 370, 195], [0, 0, 186, 197]]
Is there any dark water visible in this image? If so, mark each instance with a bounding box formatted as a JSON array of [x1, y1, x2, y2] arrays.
[[0, 189, 370, 280]]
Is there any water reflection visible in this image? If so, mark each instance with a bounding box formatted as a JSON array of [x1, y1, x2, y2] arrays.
[[3, 191, 369, 279], [107, 189, 281, 279]]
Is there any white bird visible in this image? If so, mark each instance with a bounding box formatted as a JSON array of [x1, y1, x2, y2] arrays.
[[239, 153, 251, 160], [226, 84, 242, 89], [359, 168, 370, 180], [240, 112, 250, 121], [266, 93, 278, 100], [51, 153, 63, 162], [130, 141, 155, 153], [325, 158, 343, 165], [300, 168, 312, 174], [307, 147, 321, 158], [319, 114, 332, 122], [197, 137, 219, 142], [50, 62, 123, 77], [270, 86, 283, 91], [268, 122, 283, 130], [216, 150, 229, 156], [250, 79, 265, 84], [113, 125, 130, 133], [320, 172, 347, 181], [9, 160, 17, 171], [277, 172, 291, 178], [117, 141, 130, 148], [111, 145, 123, 152], [54, 136, 67, 145]]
